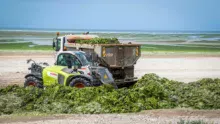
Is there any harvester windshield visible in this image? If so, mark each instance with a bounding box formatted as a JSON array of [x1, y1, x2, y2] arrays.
[[57, 54, 81, 67], [75, 52, 91, 66]]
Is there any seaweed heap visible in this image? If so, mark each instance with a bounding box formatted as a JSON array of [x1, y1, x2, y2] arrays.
[[75, 38, 120, 44], [0, 73, 220, 115]]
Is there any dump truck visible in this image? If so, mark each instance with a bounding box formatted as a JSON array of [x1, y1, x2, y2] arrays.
[[53, 33, 141, 86]]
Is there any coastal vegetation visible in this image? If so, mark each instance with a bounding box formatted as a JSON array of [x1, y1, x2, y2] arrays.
[[1, 73, 220, 115]]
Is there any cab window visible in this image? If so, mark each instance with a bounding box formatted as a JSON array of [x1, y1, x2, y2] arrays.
[[57, 53, 82, 67]]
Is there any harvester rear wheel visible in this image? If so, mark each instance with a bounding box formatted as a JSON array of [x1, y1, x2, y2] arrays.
[[24, 76, 43, 88]]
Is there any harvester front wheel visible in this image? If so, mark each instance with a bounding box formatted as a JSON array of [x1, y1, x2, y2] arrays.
[[24, 76, 43, 88], [69, 77, 90, 88]]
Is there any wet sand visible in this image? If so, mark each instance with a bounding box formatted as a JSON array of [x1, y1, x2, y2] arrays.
[[135, 57, 220, 82]]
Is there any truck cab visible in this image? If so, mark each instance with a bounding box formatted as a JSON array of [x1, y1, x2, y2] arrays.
[[53, 34, 99, 52]]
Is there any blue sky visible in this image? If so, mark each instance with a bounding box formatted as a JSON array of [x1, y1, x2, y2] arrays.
[[0, 0, 219, 31]]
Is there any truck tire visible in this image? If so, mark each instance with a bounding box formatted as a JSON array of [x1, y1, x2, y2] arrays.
[[69, 77, 91, 88], [24, 76, 43, 88]]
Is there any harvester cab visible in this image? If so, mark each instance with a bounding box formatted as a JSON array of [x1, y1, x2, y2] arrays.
[[55, 51, 115, 86]]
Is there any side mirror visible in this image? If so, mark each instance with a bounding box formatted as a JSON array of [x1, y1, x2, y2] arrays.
[[52, 38, 56, 49], [53, 42, 55, 49]]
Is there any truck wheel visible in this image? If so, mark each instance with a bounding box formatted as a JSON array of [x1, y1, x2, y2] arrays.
[[69, 77, 90, 88], [24, 76, 43, 88]]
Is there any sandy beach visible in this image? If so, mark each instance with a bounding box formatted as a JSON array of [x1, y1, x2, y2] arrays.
[[0, 51, 220, 86], [1, 109, 220, 124]]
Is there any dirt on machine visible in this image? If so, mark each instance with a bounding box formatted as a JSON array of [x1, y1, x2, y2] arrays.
[[53, 32, 141, 87]]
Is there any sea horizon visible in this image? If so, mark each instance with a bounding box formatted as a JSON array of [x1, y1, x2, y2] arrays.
[[0, 27, 220, 34]]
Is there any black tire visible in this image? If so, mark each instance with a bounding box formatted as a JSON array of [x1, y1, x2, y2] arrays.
[[24, 76, 43, 88], [69, 77, 91, 88]]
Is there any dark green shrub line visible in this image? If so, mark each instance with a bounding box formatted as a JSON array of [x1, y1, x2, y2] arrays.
[[0, 73, 220, 115]]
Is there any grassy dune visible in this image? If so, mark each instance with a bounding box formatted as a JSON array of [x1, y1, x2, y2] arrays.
[[0, 42, 53, 51], [141, 44, 220, 52], [1, 42, 220, 54]]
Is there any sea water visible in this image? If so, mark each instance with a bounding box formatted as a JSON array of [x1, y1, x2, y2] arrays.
[[0, 28, 219, 45]]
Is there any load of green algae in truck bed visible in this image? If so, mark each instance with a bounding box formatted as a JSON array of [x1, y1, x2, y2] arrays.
[[74, 38, 120, 44], [0, 73, 220, 115]]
